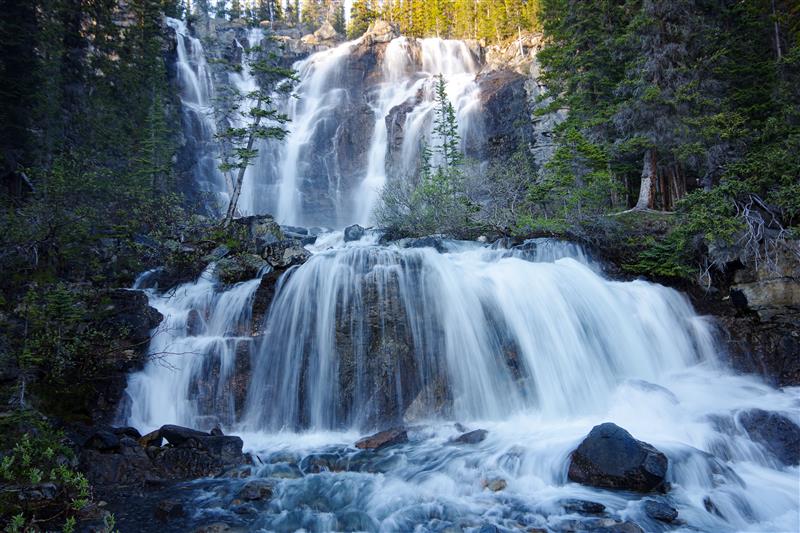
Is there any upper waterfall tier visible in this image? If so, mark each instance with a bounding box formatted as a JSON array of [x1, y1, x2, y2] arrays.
[[233, 33, 514, 227]]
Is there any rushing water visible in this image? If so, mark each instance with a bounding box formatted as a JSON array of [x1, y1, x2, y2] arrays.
[[231, 35, 483, 227], [166, 17, 229, 213], [125, 20, 800, 533], [125, 235, 799, 532]]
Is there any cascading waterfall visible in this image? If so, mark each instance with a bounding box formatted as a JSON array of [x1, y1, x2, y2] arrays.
[[125, 236, 799, 532], [235, 35, 483, 227], [126, 21, 799, 533], [166, 18, 228, 213]]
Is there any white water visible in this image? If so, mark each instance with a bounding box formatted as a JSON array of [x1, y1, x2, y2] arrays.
[[132, 22, 800, 533], [165, 18, 228, 213], [125, 237, 799, 532], [233, 35, 483, 228]]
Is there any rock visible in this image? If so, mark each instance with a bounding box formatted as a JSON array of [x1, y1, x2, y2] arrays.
[[155, 498, 185, 521], [730, 242, 800, 322], [453, 429, 488, 445], [113, 426, 142, 440], [216, 254, 268, 284], [355, 427, 408, 450], [159, 425, 210, 446], [477, 69, 531, 158], [703, 496, 724, 518], [557, 518, 644, 533], [403, 378, 452, 423], [237, 479, 273, 501], [483, 478, 507, 491], [314, 21, 338, 41], [344, 224, 366, 242], [404, 236, 448, 253], [281, 225, 309, 235], [101, 289, 163, 347], [263, 239, 311, 268], [139, 429, 163, 447], [233, 215, 284, 253], [186, 309, 205, 336], [85, 429, 121, 452], [643, 499, 678, 523], [567, 423, 668, 492], [738, 408, 800, 465], [299, 453, 342, 474], [562, 499, 606, 515], [363, 19, 399, 44]]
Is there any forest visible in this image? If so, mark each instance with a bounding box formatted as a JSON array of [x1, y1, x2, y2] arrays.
[[0, 1, 798, 531]]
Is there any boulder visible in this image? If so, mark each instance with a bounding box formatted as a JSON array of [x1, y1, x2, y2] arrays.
[[738, 409, 800, 465], [453, 429, 488, 445], [363, 20, 399, 44], [263, 239, 311, 268], [483, 478, 506, 492], [216, 254, 268, 284], [159, 425, 210, 446], [643, 499, 678, 523], [314, 21, 338, 41], [237, 479, 273, 501], [567, 423, 668, 493], [557, 518, 644, 533], [233, 215, 283, 252], [355, 427, 408, 450], [344, 224, 366, 242], [562, 499, 606, 515]]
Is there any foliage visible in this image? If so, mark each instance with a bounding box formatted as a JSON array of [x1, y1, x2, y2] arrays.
[[215, 39, 296, 225], [376, 76, 479, 238], [0, 417, 90, 531], [530, 0, 800, 282]]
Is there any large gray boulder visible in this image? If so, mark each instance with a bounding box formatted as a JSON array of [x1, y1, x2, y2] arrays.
[[568, 423, 669, 492]]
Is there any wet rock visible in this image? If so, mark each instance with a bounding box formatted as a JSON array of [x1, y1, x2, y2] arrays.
[[155, 498, 185, 521], [299, 453, 341, 474], [567, 423, 668, 493], [113, 426, 142, 440], [186, 308, 205, 336], [281, 225, 309, 235], [237, 479, 273, 501], [16, 483, 58, 504], [404, 235, 448, 253], [160, 424, 210, 446], [738, 409, 800, 465], [233, 215, 283, 253], [344, 224, 366, 242], [453, 429, 488, 445], [139, 429, 163, 447], [403, 379, 452, 423], [562, 499, 606, 515], [216, 253, 268, 284], [483, 478, 507, 492], [557, 518, 644, 533], [263, 239, 311, 268], [703, 496, 724, 518], [268, 462, 303, 479], [336, 510, 379, 532], [643, 499, 678, 523], [355, 427, 408, 450]]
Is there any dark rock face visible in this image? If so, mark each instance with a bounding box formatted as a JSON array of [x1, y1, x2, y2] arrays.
[[355, 427, 408, 450], [477, 70, 531, 159], [568, 423, 669, 493], [344, 224, 366, 242], [562, 499, 606, 515], [216, 254, 268, 284], [643, 499, 678, 523], [80, 425, 246, 487], [738, 409, 800, 465], [262, 239, 311, 268], [237, 479, 273, 501], [453, 429, 488, 445]]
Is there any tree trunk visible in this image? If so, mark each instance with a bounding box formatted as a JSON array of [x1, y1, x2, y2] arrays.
[[635, 149, 657, 210], [223, 99, 264, 227]]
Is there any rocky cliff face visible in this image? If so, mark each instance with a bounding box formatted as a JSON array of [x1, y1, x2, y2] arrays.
[[718, 242, 800, 386]]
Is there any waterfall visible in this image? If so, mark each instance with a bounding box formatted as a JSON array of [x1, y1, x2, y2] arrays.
[[124, 237, 799, 532], [130, 21, 799, 533], [232, 35, 483, 227], [166, 18, 228, 213]]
